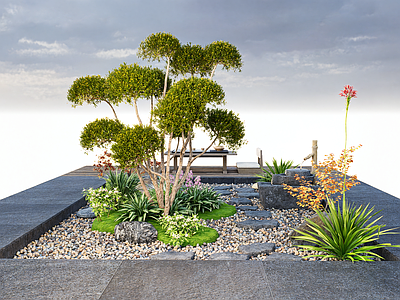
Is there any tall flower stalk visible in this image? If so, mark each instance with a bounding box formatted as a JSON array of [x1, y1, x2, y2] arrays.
[[339, 85, 357, 201]]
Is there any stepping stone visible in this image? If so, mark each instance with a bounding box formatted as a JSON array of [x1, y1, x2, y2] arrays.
[[236, 192, 259, 198], [209, 252, 249, 260], [150, 251, 195, 260], [264, 253, 303, 261], [236, 219, 279, 230], [236, 205, 258, 211], [244, 210, 272, 218], [235, 188, 255, 193], [214, 190, 233, 196], [76, 207, 96, 218], [228, 198, 253, 206], [239, 242, 275, 257], [212, 185, 232, 190]]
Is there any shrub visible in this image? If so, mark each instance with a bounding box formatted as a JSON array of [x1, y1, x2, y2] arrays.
[[116, 193, 163, 222], [105, 170, 140, 202], [84, 187, 123, 220], [159, 213, 205, 246], [176, 186, 222, 214], [256, 158, 297, 182]]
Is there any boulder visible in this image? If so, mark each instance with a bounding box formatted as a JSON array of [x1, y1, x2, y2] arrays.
[[212, 185, 232, 191], [114, 221, 158, 244], [239, 242, 275, 256], [76, 207, 96, 218]]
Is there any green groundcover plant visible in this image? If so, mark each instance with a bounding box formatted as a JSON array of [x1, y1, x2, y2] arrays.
[[293, 85, 400, 261], [159, 213, 205, 246], [256, 158, 297, 183], [92, 203, 236, 247]]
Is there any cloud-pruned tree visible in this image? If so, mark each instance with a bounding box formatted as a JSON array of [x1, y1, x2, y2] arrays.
[[68, 32, 245, 215]]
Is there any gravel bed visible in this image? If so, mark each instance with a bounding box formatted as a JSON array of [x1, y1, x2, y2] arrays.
[[14, 183, 328, 261]]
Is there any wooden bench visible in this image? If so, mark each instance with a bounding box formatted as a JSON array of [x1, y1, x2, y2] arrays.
[[236, 148, 263, 174]]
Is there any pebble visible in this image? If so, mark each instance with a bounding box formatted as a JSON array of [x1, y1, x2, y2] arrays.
[[14, 183, 324, 261]]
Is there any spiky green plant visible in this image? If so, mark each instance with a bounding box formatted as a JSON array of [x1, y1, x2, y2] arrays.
[[292, 197, 400, 261], [105, 171, 140, 202], [116, 193, 163, 222], [256, 158, 297, 182]]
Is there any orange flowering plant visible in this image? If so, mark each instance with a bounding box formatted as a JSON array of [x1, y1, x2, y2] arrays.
[[283, 145, 361, 210], [289, 85, 400, 261]]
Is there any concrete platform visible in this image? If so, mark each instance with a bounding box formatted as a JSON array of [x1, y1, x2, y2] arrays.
[[0, 166, 400, 299]]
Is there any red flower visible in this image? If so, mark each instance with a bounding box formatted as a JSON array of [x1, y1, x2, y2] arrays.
[[339, 85, 357, 99]]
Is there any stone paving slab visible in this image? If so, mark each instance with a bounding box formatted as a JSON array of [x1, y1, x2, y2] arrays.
[[0, 259, 121, 300], [1, 260, 399, 299]]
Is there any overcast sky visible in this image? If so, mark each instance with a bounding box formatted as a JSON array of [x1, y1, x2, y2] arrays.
[[1, 0, 400, 114]]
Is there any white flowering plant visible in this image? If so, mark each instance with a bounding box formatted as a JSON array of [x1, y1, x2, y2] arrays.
[[159, 213, 206, 246], [83, 186, 123, 220]]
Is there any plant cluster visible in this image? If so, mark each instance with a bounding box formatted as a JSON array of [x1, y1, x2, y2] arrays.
[[169, 170, 201, 188], [175, 186, 222, 215], [93, 150, 116, 177], [83, 187, 123, 220], [256, 158, 297, 183], [159, 213, 206, 246], [116, 193, 163, 223], [283, 146, 361, 210], [291, 85, 399, 261]]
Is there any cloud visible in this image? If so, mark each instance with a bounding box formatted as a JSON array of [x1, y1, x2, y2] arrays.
[[346, 36, 377, 42], [95, 48, 137, 59], [16, 38, 69, 56], [0, 4, 19, 31]]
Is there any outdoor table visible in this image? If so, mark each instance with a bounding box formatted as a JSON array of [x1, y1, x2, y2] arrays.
[[165, 149, 237, 174]]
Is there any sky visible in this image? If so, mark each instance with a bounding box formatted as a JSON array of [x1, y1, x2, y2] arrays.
[[1, 0, 400, 198]]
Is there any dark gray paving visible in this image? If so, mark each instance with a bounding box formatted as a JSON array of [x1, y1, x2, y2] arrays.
[[346, 182, 400, 260], [0, 175, 105, 258], [1, 260, 399, 299]]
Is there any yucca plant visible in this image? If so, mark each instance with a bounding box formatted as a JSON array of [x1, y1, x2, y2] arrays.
[[256, 158, 297, 182], [292, 197, 400, 261], [116, 193, 163, 222], [105, 170, 140, 202]]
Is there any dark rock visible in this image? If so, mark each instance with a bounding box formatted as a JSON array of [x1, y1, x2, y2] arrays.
[[228, 198, 253, 206], [236, 219, 279, 230], [244, 211, 272, 218], [264, 253, 303, 261], [209, 252, 249, 260], [236, 205, 258, 211], [235, 188, 255, 193], [215, 190, 233, 196], [271, 168, 315, 186], [212, 185, 232, 190], [239, 242, 275, 256], [150, 251, 195, 260], [114, 221, 158, 244], [236, 192, 259, 198], [76, 207, 96, 218]]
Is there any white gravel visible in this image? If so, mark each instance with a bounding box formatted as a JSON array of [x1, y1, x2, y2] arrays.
[[14, 183, 329, 261]]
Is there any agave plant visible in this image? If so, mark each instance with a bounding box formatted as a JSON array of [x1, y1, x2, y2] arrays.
[[292, 197, 400, 261], [256, 158, 297, 182], [116, 193, 163, 222]]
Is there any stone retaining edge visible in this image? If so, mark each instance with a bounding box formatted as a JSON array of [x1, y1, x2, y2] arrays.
[[0, 196, 87, 259]]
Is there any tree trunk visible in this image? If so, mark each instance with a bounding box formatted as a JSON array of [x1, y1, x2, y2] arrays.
[[104, 99, 119, 120], [133, 99, 142, 125]]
